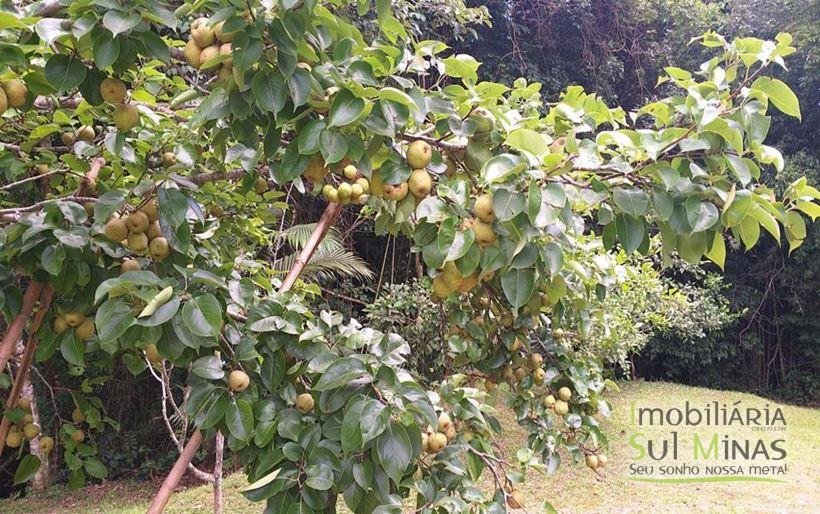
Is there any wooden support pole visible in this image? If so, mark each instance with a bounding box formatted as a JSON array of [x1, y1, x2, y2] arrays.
[[0, 285, 53, 455], [147, 201, 344, 513], [0, 282, 44, 373]]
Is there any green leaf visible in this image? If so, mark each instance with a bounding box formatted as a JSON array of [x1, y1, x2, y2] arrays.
[[319, 130, 349, 165], [287, 67, 311, 108], [44, 55, 87, 91], [327, 89, 365, 127], [500, 268, 535, 309], [92, 29, 120, 69], [341, 400, 366, 452], [749, 204, 780, 243], [751, 77, 801, 119], [492, 189, 526, 222], [305, 463, 334, 491], [84, 458, 108, 479], [226, 398, 254, 444], [191, 356, 225, 380], [735, 215, 760, 250], [685, 198, 719, 233], [134, 295, 180, 327], [240, 468, 281, 493], [442, 54, 480, 81], [102, 11, 140, 36], [482, 154, 524, 184], [95, 300, 135, 344], [252, 70, 286, 114], [615, 214, 646, 254], [375, 423, 412, 484], [61, 335, 85, 367], [314, 357, 366, 391], [505, 128, 549, 157], [13, 455, 40, 485], [182, 293, 223, 337], [612, 188, 650, 216], [298, 119, 324, 155], [705, 232, 726, 270]]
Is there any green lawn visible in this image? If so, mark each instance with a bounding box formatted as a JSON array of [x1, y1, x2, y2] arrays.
[[2, 381, 817, 513]]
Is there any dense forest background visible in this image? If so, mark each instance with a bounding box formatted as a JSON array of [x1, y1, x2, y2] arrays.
[[2, 0, 817, 488]]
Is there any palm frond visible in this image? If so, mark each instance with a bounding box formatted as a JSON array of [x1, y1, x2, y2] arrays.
[[273, 246, 373, 282], [279, 223, 344, 251]]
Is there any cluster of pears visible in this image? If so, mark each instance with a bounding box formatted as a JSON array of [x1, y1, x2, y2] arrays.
[[70, 406, 87, 443], [421, 412, 457, 455], [431, 261, 481, 301], [4, 398, 53, 453], [372, 140, 435, 202], [99, 77, 139, 131], [464, 192, 498, 247], [183, 17, 234, 80], [104, 199, 170, 262], [543, 386, 573, 416], [53, 310, 95, 341], [60, 124, 96, 147], [0, 78, 28, 114], [499, 349, 547, 388], [584, 450, 608, 470], [319, 161, 371, 205]]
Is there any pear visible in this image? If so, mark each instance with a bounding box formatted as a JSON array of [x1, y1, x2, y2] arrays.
[[322, 184, 339, 203], [23, 423, 40, 439], [5, 431, 22, 448], [39, 436, 54, 453], [72, 430, 85, 443], [184, 39, 202, 68], [427, 432, 447, 453], [76, 125, 95, 142], [148, 237, 170, 260], [140, 200, 159, 222], [199, 44, 220, 66], [474, 193, 495, 223], [472, 219, 497, 247], [228, 370, 250, 392], [72, 408, 85, 423], [585, 454, 599, 470], [126, 211, 150, 233], [383, 182, 409, 201], [554, 399, 569, 416], [75, 320, 95, 340], [1, 79, 28, 107], [121, 259, 141, 274], [145, 221, 162, 240], [162, 152, 176, 166], [214, 21, 233, 43], [343, 164, 358, 180], [408, 169, 432, 199], [296, 393, 315, 413], [304, 155, 328, 183], [99, 78, 127, 104], [105, 218, 129, 242], [127, 232, 149, 252], [113, 104, 139, 131], [0, 87, 6, 114], [558, 386, 572, 401], [191, 18, 215, 47], [406, 140, 432, 169], [53, 316, 68, 333], [65, 312, 85, 327]]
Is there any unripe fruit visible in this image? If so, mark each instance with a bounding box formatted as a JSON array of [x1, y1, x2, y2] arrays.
[[113, 104, 139, 131], [304, 155, 328, 183], [228, 370, 250, 392], [36, 164, 50, 175], [558, 386, 572, 401], [72, 408, 85, 423], [184, 39, 202, 68], [369, 171, 384, 197], [421, 432, 429, 453], [585, 454, 599, 470], [337, 182, 352, 203], [121, 259, 141, 274], [470, 107, 495, 135], [554, 399, 569, 416], [145, 221, 162, 240], [427, 432, 447, 453], [148, 236, 170, 260], [54, 316, 68, 333], [343, 164, 358, 180], [145, 343, 162, 363], [350, 183, 364, 202], [61, 132, 76, 146], [383, 181, 409, 201], [472, 219, 497, 247], [22, 413, 33, 424], [355, 177, 370, 194], [6, 431, 22, 448], [127, 232, 149, 252], [1, 79, 28, 107], [597, 454, 608, 467], [514, 366, 528, 381], [255, 176, 268, 194], [322, 184, 339, 203], [408, 168, 432, 199], [126, 211, 150, 233], [406, 140, 432, 169], [191, 18, 215, 47], [84, 201, 95, 216], [65, 312, 84, 327], [72, 430, 85, 443], [99, 78, 127, 104], [23, 423, 40, 439], [214, 21, 233, 43], [544, 395, 556, 408], [552, 328, 565, 340], [39, 436, 54, 453], [76, 125, 95, 142], [199, 44, 220, 65], [105, 218, 129, 242], [445, 425, 457, 441], [162, 151, 176, 166], [138, 199, 159, 222], [528, 353, 543, 370], [296, 392, 315, 413], [532, 367, 546, 385], [219, 43, 233, 65], [75, 320, 95, 340], [17, 398, 31, 410], [474, 193, 495, 223], [0, 87, 6, 114], [437, 412, 453, 432]]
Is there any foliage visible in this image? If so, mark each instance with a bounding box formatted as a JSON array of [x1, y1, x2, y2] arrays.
[[0, 0, 816, 511], [365, 280, 446, 381]]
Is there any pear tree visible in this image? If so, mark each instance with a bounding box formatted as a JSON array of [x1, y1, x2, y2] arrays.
[[0, 1, 817, 512]]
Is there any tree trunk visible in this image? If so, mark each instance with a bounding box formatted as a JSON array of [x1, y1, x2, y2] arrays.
[[21, 370, 49, 490], [213, 431, 224, 514]]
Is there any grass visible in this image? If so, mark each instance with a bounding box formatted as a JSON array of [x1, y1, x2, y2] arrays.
[[1, 381, 817, 513]]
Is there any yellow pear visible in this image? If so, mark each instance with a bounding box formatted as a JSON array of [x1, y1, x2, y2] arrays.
[[139, 200, 159, 222], [76, 125, 95, 142], [427, 432, 447, 453], [472, 219, 497, 247], [474, 193, 494, 223], [184, 39, 202, 68], [126, 211, 150, 233], [121, 259, 141, 274], [39, 436, 54, 453], [145, 221, 162, 240], [148, 237, 170, 260], [296, 392, 315, 413], [53, 316, 68, 333], [558, 386, 572, 401], [1, 79, 28, 107], [191, 18, 215, 47], [75, 320, 95, 340], [65, 312, 85, 327], [113, 103, 139, 131], [406, 140, 432, 169], [127, 232, 149, 252], [72, 408, 85, 423], [408, 169, 432, 199], [99, 78, 127, 104], [228, 370, 250, 392], [554, 399, 569, 416]]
